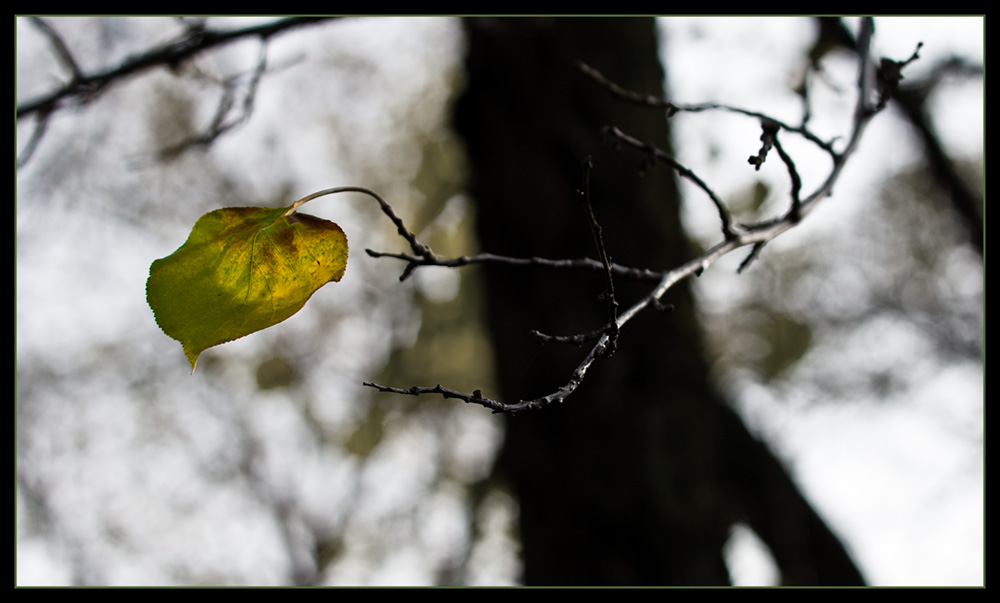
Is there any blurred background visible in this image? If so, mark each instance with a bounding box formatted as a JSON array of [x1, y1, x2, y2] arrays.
[[16, 17, 982, 586]]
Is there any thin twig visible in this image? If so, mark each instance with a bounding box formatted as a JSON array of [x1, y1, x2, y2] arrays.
[[28, 17, 84, 81], [530, 326, 607, 347], [17, 17, 333, 119], [772, 136, 803, 222], [16, 17, 335, 170], [580, 60, 837, 154], [576, 60, 678, 114], [362, 383, 508, 414], [604, 125, 738, 240], [363, 249, 663, 282], [579, 157, 619, 356], [154, 40, 272, 159], [16, 108, 52, 170]]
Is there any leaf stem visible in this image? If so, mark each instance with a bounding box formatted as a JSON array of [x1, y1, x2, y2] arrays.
[[287, 186, 365, 213], [286, 186, 433, 261]]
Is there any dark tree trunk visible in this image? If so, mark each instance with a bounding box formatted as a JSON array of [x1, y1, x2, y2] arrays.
[[454, 17, 865, 586]]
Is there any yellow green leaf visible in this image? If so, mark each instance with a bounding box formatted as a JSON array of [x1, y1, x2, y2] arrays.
[[146, 204, 348, 369]]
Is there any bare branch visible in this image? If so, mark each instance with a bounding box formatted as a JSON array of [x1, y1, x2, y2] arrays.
[[748, 119, 780, 171], [576, 60, 678, 114], [363, 249, 663, 282], [358, 24, 924, 414], [16, 17, 335, 169], [17, 17, 333, 120], [892, 56, 984, 253], [530, 325, 607, 347], [28, 17, 84, 81], [15, 108, 52, 170], [580, 60, 838, 154], [604, 125, 738, 240], [772, 135, 804, 222], [875, 42, 923, 112], [154, 39, 273, 159], [579, 157, 619, 356], [362, 383, 509, 414]]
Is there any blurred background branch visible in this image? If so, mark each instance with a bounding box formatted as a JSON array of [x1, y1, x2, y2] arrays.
[[16, 16, 333, 169]]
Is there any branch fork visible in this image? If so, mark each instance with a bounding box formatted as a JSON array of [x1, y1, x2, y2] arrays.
[[360, 21, 922, 413]]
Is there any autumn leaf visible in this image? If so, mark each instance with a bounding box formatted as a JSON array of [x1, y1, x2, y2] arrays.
[[147, 200, 348, 370]]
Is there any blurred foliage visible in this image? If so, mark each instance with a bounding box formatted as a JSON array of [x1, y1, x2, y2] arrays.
[[256, 355, 298, 390]]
